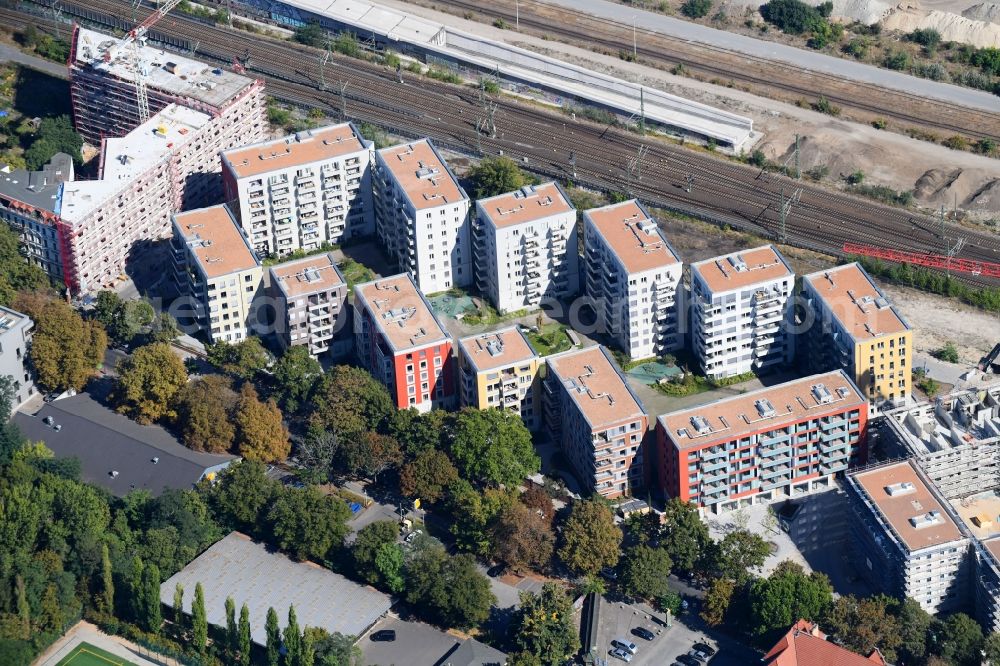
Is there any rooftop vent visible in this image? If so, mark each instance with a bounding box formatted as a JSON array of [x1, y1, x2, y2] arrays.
[[415, 166, 440, 180], [304, 268, 322, 283], [486, 338, 504, 357], [885, 481, 916, 497], [910, 510, 943, 529], [728, 254, 748, 272], [812, 383, 833, 404], [690, 415, 712, 435], [152, 457, 159, 464], [875, 296, 890, 309], [110, 470, 119, 479], [755, 398, 776, 419], [836, 387, 850, 399]]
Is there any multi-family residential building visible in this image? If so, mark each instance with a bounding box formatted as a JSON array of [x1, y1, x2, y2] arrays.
[[171, 204, 263, 343], [472, 182, 578, 313], [373, 140, 471, 294], [658, 370, 868, 514], [0, 153, 73, 281], [583, 200, 683, 360], [884, 384, 1000, 500], [845, 460, 971, 614], [802, 262, 912, 407], [976, 537, 1000, 633], [0, 307, 35, 409], [544, 345, 648, 498], [268, 253, 348, 358], [762, 619, 888, 666], [690, 245, 795, 379], [457, 327, 541, 430], [222, 123, 375, 256], [353, 274, 455, 412], [69, 26, 266, 160]]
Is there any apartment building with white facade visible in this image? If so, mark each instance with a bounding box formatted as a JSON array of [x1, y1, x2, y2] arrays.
[[269, 253, 348, 358], [473, 182, 578, 313], [690, 245, 795, 379], [0, 307, 35, 409], [373, 140, 471, 294], [583, 200, 683, 360], [171, 205, 263, 343], [543, 345, 648, 498], [222, 123, 374, 257], [846, 460, 971, 614]]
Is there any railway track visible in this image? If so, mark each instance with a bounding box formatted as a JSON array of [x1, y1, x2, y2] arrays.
[[425, 0, 1000, 142], [5, 0, 999, 290]]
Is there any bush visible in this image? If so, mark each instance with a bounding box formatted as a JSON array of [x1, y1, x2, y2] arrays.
[[843, 37, 869, 58], [812, 96, 841, 115], [293, 21, 326, 47], [846, 170, 864, 185], [681, 0, 713, 18], [934, 342, 960, 363], [871, 118, 887, 130], [908, 28, 942, 53], [942, 135, 968, 151], [333, 33, 361, 58], [884, 50, 911, 71], [749, 149, 767, 167], [977, 138, 997, 155], [759, 0, 823, 34]]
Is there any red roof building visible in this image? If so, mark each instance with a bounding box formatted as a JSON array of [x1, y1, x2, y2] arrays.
[[762, 620, 887, 666]]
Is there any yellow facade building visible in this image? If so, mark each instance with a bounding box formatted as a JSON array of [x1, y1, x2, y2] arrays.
[[457, 327, 541, 430], [803, 262, 912, 407]]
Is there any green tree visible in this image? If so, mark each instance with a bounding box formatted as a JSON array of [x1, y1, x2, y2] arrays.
[[311, 629, 362, 665], [896, 598, 931, 665], [935, 341, 960, 363], [25, 116, 83, 169], [14, 575, 29, 639], [747, 561, 832, 641], [141, 562, 162, 633], [235, 383, 291, 463], [447, 480, 516, 556], [239, 603, 252, 666], [192, 582, 208, 654], [709, 528, 771, 583], [268, 486, 351, 561], [270, 345, 322, 412], [823, 594, 901, 663], [100, 543, 114, 615], [112, 343, 188, 424], [701, 577, 734, 627], [284, 605, 301, 666], [266, 606, 281, 666], [173, 583, 185, 636], [338, 431, 402, 482], [150, 312, 181, 344], [308, 365, 394, 439], [681, 0, 712, 18], [206, 337, 272, 379], [93, 291, 155, 346], [294, 21, 326, 47], [938, 612, 984, 666], [127, 556, 145, 623], [760, 0, 823, 33], [352, 521, 401, 586], [301, 625, 316, 666], [490, 502, 554, 572], [19, 296, 106, 391], [405, 538, 495, 629], [387, 408, 450, 456], [558, 499, 622, 577], [620, 545, 672, 601], [984, 632, 1000, 666], [468, 156, 530, 199], [662, 498, 711, 574], [225, 596, 238, 659], [375, 542, 405, 594], [400, 448, 458, 502], [448, 408, 539, 488], [211, 460, 278, 532], [511, 583, 580, 663], [173, 375, 238, 453]]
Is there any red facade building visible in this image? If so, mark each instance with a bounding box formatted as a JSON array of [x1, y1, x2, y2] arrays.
[[353, 274, 454, 412], [658, 370, 868, 514]]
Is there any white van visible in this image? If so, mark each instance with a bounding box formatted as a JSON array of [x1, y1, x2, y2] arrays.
[[611, 638, 638, 655]]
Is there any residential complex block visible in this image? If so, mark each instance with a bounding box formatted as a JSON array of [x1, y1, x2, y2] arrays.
[[353, 274, 455, 412], [884, 385, 1000, 500], [69, 26, 266, 156], [222, 123, 374, 256], [0, 153, 73, 282], [544, 345, 648, 498], [802, 262, 912, 406], [373, 140, 471, 294], [845, 460, 971, 614], [690, 245, 795, 379], [583, 200, 683, 360], [0, 307, 35, 409], [472, 182, 578, 313], [658, 370, 868, 514], [171, 205, 263, 343], [457, 327, 541, 430], [269, 253, 348, 358]]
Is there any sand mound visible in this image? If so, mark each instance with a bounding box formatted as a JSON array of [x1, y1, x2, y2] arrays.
[[913, 168, 1000, 213], [831, 0, 896, 23], [881, 4, 1000, 47], [962, 2, 1000, 23]]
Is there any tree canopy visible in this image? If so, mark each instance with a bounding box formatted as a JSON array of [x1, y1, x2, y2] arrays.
[[747, 561, 833, 642], [269, 345, 322, 413], [489, 502, 554, 572], [308, 365, 394, 440], [448, 408, 539, 488], [0, 224, 49, 307], [467, 156, 531, 199], [510, 583, 580, 664], [112, 343, 188, 424], [172, 375, 238, 453], [558, 499, 622, 577], [234, 383, 290, 463], [206, 337, 272, 380], [619, 544, 672, 601], [399, 448, 458, 503], [267, 486, 351, 562], [404, 538, 495, 630], [17, 294, 106, 391]]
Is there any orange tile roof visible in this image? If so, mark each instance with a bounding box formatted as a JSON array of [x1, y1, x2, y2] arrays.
[[692, 245, 792, 293], [763, 620, 887, 666], [547, 346, 645, 430], [459, 327, 537, 373], [804, 263, 909, 342], [354, 273, 450, 353], [659, 370, 865, 450], [222, 123, 367, 179], [173, 205, 258, 279], [377, 139, 466, 211], [477, 182, 574, 229], [851, 461, 964, 553], [269, 253, 345, 299], [585, 200, 680, 274]]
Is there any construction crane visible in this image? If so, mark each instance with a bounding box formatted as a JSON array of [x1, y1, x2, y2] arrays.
[[106, 0, 184, 124], [842, 242, 1000, 280]]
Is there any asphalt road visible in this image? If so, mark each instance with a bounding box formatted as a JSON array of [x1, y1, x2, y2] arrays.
[[538, 0, 1000, 112]]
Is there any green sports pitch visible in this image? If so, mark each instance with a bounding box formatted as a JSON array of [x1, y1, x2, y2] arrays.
[[55, 642, 139, 666]]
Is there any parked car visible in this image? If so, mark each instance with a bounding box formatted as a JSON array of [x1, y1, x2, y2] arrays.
[[370, 630, 396, 642], [631, 626, 655, 641], [693, 643, 717, 657], [687, 650, 707, 663], [609, 647, 633, 663], [487, 563, 507, 578], [600, 567, 619, 581], [404, 529, 423, 544], [610, 638, 638, 655], [676, 655, 701, 666]]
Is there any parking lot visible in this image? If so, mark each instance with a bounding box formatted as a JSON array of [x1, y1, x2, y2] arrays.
[[360, 615, 461, 666]]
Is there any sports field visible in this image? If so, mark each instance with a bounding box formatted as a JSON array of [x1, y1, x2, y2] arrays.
[[55, 642, 139, 666]]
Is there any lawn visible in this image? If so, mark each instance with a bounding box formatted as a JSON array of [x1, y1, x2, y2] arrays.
[[339, 257, 375, 290], [525, 323, 572, 356], [56, 642, 139, 666]]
